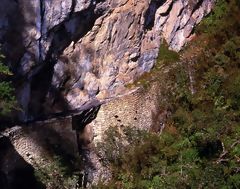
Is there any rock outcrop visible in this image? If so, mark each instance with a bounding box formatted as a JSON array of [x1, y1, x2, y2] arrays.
[[0, 0, 214, 121]]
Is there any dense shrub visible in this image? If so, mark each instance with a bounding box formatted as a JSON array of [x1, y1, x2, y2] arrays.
[[0, 53, 16, 116]]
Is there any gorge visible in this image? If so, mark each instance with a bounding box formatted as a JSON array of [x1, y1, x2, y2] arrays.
[[2, 0, 240, 189]]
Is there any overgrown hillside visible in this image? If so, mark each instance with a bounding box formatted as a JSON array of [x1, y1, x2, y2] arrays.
[[95, 0, 240, 188]]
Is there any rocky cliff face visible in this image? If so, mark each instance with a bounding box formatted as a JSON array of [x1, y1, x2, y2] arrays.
[[0, 0, 214, 121]]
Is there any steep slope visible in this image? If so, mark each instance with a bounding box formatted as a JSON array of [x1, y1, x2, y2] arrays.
[[0, 1, 219, 188], [0, 0, 214, 121], [93, 1, 240, 188]]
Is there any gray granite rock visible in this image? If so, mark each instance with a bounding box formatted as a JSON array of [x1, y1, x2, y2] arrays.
[[0, 0, 215, 120]]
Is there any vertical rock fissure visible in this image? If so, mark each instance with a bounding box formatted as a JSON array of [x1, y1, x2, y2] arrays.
[[144, 0, 166, 30], [192, 0, 205, 14], [69, 0, 77, 18], [160, 1, 174, 17], [39, 0, 45, 62]]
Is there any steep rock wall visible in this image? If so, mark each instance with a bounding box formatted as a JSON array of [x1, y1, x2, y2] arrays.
[[0, 0, 214, 121]]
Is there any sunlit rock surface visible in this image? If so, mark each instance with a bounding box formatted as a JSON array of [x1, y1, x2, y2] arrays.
[[0, 0, 214, 120]]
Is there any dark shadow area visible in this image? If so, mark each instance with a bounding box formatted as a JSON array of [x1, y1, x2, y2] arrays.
[[0, 0, 33, 125], [72, 105, 101, 131], [0, 1, 104, 188], [0, 0, 108, 125], [0, 0, 26, 71], [0, 136, 46, 189], [144, 0, 167, 30], [0, 99, 101, 188], [46, 2, 106, 56], [72, 106, 101, 187], [0, 0, 39, 124], [198, 140, 223, 159], [12, 105, 100, 188], [191, 0, 204, 13], [27, 1, 107, 120]]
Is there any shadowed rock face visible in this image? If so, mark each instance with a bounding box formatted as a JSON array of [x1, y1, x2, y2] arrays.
[[0, 136, 46, 189], [0, 0, 214, 121], [0, 104, 101, 188]]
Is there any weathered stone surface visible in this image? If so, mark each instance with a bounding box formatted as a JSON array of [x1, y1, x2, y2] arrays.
[[0, 104, 101, 188], [0, 135, 45, 189], [0, 0, 215, 120], [155, 0, 214, 51], [85, 81, 171, 184], [89, 82, 164, 143]]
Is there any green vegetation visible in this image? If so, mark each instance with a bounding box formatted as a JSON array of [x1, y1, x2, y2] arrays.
[[0, 52, 16, 116], [34, 155, 81, 189], [157, 41, 180, 65], [127, 41, 180, 89], [95, 0, 240, 188], [34, 144, 83, 189]]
